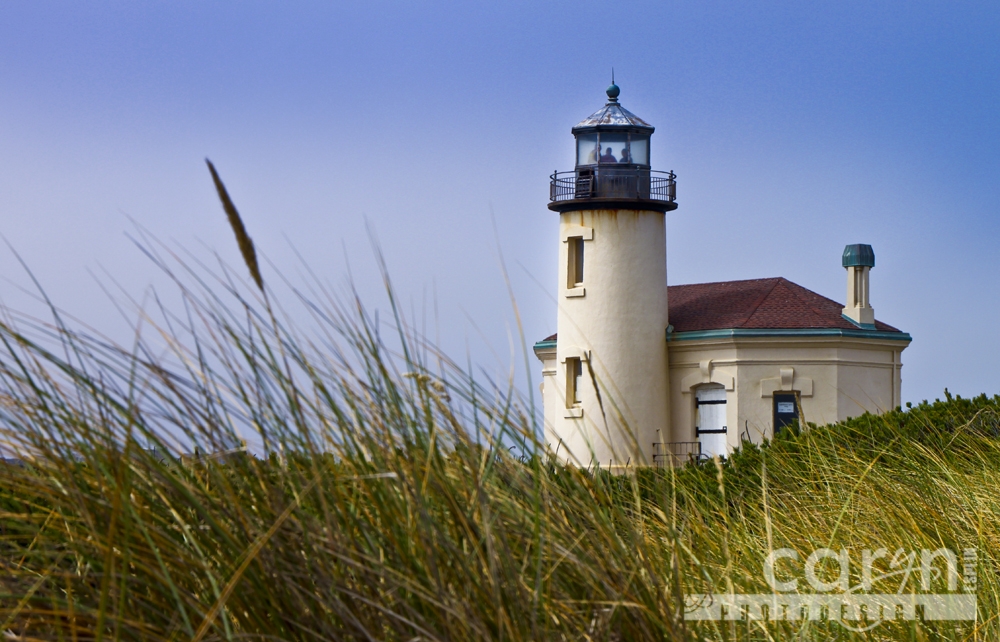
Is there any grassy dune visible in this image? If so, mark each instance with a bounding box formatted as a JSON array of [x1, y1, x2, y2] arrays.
[[0, 260, 996, 640], [0, 172, 994, 640]]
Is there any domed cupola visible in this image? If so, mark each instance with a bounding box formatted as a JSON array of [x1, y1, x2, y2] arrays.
[[549, 82, 676, 212]]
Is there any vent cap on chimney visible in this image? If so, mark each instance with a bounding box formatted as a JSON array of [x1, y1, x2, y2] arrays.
[[842, 243, 875, 329], [842, 244, 875, 268]]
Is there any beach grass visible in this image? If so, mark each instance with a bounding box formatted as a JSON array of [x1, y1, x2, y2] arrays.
[[0, 169, 995, 640]]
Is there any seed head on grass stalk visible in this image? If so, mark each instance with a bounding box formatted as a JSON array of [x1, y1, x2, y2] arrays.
[[206, 159, 263, 293]]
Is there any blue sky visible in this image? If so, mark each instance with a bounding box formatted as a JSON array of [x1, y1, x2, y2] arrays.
[[1, 1, 999, 406]]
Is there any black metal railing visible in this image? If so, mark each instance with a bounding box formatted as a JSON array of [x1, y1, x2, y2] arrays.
[[550, 167, 676, 204], [652, 441, 705, 468]]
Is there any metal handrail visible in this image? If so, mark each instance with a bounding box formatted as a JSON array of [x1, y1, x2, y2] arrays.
[[550, 167, 676, 203], [652, 440, 705, 468]]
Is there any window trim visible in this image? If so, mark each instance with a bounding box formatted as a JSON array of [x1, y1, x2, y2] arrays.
[[565, 357, 583, 409], [561, 226, 593, 299], [560, 348, 588, 418]]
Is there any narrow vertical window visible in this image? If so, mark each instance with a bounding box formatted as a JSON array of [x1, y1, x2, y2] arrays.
[[773, 392, 801, 435], [574, 237, 585, 285], [567, 237, 585, 288], [566, 357, 583, 407]]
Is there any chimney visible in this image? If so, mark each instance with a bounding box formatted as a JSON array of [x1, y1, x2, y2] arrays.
[[842, 244, 875, 329]]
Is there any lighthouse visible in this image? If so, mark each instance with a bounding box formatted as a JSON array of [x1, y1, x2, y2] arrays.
[[535, 82, 677, 471], [535, 84, 912, 468]]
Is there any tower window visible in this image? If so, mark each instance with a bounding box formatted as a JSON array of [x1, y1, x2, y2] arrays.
[[566, 357, 583, 407], [568, 237, 585, 287], [561, 226, 591, 298]]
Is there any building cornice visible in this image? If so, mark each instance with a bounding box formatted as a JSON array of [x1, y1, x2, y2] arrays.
[[666, 328, 912, 343], [536, 326, 911, 356]]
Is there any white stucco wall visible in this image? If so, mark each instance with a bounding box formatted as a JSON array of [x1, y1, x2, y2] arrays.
[[667, 335, 909, 454], [546, 208, 670, 470]]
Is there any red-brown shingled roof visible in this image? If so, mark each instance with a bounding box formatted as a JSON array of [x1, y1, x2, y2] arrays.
[[539, 277, 901, 343], [668, 277, 899, 332]]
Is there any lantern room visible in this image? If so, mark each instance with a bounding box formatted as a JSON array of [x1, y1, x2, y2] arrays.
[[549, 83, 677, 213]]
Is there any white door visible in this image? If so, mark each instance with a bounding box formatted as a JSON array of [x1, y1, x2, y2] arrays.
[[695, 386, 728, 459]]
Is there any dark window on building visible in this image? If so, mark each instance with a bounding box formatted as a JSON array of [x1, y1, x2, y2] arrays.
[[773, 392, 800, 434], [567, 237, 584, 287]]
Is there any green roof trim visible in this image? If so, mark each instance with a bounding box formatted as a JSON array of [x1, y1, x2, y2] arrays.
[[667, 328, 911, 342], [533, 340, 557, 351], [841, 314, 876, 330]]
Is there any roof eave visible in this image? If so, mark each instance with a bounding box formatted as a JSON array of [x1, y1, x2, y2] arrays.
[[571, 123, 655, 134]]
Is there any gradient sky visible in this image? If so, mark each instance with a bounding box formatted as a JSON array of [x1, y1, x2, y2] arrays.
[[2, 1, 999, 408]]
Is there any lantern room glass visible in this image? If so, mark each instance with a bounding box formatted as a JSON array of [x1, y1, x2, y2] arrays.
[[575, 132, 651, 167], [598, 133, 628, 164], [629, 136, 649, 165], [576, 134, 598, 166]]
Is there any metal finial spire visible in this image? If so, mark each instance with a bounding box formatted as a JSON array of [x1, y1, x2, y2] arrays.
[[606, 69, 620, 102]]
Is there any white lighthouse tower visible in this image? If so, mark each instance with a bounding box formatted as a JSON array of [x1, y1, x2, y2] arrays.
[[536, 82, 677, 471]]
